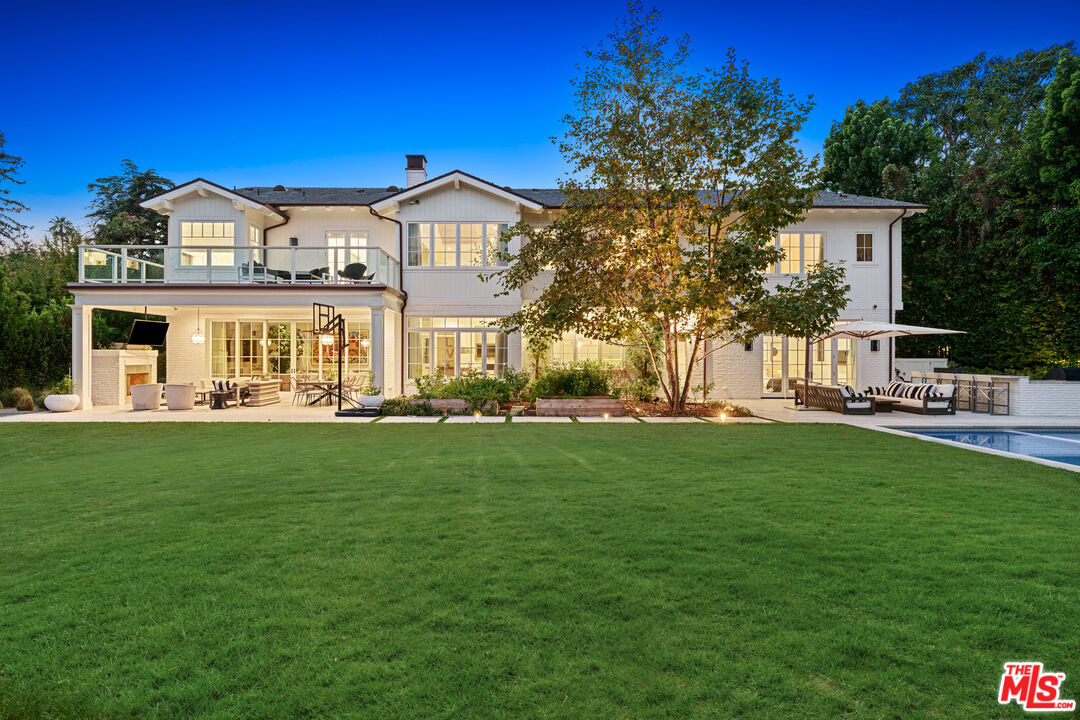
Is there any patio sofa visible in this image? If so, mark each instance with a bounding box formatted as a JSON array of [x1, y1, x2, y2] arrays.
[[795, 383, 876, 415], [865, 381, 956, 415]]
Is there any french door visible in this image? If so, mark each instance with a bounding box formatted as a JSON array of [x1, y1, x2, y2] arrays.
[[762, 336, 856, 397]]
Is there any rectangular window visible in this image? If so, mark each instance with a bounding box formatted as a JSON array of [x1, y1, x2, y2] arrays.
[[181, 221, 235, 266], [407, 331, 431, 379], [434, 331, 457, 375], [460, 223, 483, 267], [459, 331, 484, 373], [239, 321, 263, 377], [546, 331, 624, 365], [486, 223, 510, 266], [210, 321, 237, 378], [406, 222, 510, 268], [776, 233, 800, 274], [433, 223, 457, 267], [856, 233, 873, 262], [803, 233, 824, 271], [407, 223, 431, 267], [407, 318, 508, 380], [770, 232, 824, 274]]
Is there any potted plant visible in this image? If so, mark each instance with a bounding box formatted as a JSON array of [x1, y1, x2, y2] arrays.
[[44, 375, 81, 412]]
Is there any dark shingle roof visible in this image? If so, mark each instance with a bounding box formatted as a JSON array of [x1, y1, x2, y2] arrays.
[[511, 188, 926, 210], [235, 186, 400, 205], [232, 184, 926, 211]]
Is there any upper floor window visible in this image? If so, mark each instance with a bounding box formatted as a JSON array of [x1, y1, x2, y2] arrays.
[[856, 233, 873, 262], [769, 232, 824, 274], [181, 221, 235, 266], [407, 221, 510, 268]]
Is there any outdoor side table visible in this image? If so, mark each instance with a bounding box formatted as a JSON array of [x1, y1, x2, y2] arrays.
[[209, 391, 231, 410]]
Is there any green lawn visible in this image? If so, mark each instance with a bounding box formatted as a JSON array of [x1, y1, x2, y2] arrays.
[[1, 423, 1077, 719]]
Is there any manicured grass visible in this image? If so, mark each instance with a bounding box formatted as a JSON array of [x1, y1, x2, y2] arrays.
[[1, 423, 1077, 719]]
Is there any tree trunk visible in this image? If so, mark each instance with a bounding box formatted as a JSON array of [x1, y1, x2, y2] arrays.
[[803, 336, 812, 407]]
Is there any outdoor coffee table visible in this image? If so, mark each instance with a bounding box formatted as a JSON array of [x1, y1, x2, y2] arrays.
[[209, 391, 231, 410], [875, 398, 900, 413]]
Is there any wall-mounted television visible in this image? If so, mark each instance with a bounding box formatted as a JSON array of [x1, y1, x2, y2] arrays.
[[127, 320, 169, 347]]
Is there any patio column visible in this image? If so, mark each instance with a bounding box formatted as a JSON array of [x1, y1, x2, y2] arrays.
[[71, 304, 93, 409], [370, 308, 384, 392]]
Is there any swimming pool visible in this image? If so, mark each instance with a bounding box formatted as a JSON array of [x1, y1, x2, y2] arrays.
[[901, 428, 1080, 469]]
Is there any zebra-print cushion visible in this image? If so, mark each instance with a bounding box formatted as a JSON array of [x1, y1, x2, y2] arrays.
[[865, 386, 885, 396], [212, 380, 226, 392], [842, 385, 866, 398], [886, 381, 906, 397]]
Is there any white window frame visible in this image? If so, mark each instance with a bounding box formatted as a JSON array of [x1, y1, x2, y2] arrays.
[[768, 231, 826, 275], [854, 231, 876, 264], [405, 221, 511, 269], [406, 316, 509, 378], [180, 220, 237, 267]]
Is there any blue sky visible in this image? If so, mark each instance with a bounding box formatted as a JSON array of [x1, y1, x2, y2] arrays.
[[2, 0, 1078, 236]]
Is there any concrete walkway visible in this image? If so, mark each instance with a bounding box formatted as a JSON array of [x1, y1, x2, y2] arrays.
[[3, 396, 1077, 428]]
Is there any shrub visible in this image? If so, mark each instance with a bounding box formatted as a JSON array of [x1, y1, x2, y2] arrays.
[[411, 368, 529, 412], [531, 362, 612, 398], [708, 400, 753, 417], [616, 375, 659, 401], [51, 375, 76, 395], [441, 371, 510, 413], [501, 366, 531, 402], [413, 373, 447, 399], [380, 397, 439, 416], [12, 387, 34, 411]]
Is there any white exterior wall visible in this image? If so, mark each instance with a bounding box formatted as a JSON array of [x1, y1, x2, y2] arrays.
[[77, 181, 914, 402], [397, 185, 524, 309], [264, 207, 398, 257], [165, 308, 206, 383]]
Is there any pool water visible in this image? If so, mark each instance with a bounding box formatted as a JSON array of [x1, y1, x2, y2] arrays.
[[905, 428, 1080, 468]]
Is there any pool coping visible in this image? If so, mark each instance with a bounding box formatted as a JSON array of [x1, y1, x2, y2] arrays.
[[874, 425, 1080, 474]]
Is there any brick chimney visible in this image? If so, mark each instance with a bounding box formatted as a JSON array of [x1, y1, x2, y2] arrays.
[[405, 154, 427, 188]]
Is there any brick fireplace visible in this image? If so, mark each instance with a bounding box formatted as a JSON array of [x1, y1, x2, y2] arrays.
[[91, 349, 159, 406]]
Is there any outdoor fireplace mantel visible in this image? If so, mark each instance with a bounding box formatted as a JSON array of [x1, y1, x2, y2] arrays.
[[91, 348, 159, 407]]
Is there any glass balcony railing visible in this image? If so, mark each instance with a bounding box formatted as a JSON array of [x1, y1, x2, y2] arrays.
[[77, 245, 401, 290]]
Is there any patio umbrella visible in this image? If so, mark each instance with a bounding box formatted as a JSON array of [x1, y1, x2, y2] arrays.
[[818, 321, 966, 341], [797, 321, 965, 409]]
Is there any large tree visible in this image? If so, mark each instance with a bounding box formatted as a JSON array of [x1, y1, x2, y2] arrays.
[[822, 99, 937, 198], [490, 4, 848, 412], [87, 160, 173, 245], [823, 45, 1079, 373], [0, 131, 29, 242]]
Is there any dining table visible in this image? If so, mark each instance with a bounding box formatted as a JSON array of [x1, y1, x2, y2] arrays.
[[296, 379, 342, 406]]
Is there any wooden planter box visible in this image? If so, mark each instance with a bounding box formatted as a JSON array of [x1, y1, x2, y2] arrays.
[[535, 396, 625, 417]]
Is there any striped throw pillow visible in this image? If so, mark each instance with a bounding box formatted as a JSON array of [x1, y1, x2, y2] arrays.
[[886, 381, 905, 397]]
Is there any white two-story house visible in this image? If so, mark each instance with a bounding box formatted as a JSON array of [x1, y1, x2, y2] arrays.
[[66, 154, 925, 408]]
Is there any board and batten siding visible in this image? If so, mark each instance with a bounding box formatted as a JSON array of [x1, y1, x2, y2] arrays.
[[397, 184, 526, 309]]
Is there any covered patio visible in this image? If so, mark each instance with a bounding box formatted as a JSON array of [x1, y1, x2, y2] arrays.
[[68, 285, 404, 410]]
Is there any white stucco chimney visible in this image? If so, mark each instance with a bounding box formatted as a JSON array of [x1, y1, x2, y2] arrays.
[[405, 154, 427, 188]]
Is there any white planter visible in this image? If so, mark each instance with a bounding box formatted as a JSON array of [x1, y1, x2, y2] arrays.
[[44, 394, 81, 412]]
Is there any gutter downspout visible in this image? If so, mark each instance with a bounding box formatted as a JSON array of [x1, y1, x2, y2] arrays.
[[369, 207, 407, 394], [887, 209, 908, 380]]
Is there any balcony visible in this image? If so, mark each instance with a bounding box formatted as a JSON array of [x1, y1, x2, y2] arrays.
[[77, 245, 401, 290]]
